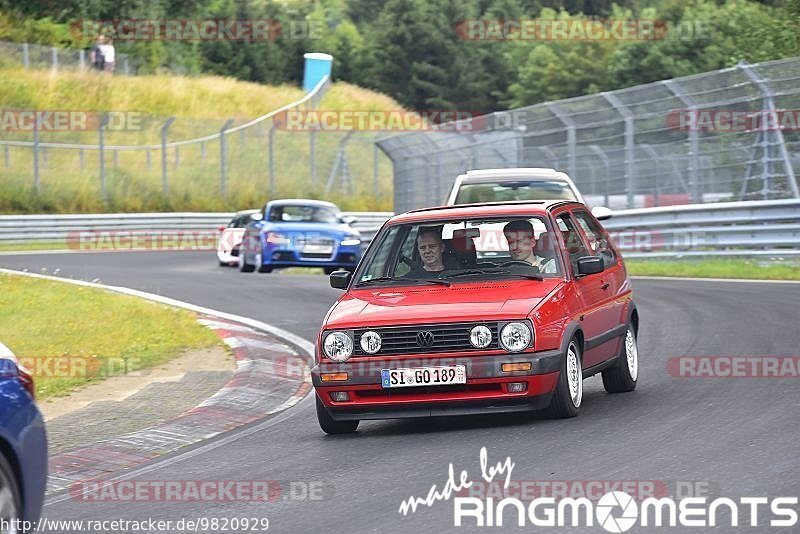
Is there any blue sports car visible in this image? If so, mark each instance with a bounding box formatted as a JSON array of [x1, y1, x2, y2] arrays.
[[0, 344, 47, 530], [238, 199, 362, 274]]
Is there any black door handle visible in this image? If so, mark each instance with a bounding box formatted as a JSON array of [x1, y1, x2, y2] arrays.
[[600, 282, 610, 290]]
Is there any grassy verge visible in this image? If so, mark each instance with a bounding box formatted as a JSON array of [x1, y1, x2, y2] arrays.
[[0, 241, 69, 251], [0, 272, 221, 398], [625, 259, 800, 281], [0, 68, 398, 214]]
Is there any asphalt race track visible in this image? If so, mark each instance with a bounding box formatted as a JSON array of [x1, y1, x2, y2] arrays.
[[3, 251, 799, 533]]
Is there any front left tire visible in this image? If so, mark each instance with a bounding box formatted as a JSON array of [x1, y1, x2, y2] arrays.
[[0, 453, 22, 533]]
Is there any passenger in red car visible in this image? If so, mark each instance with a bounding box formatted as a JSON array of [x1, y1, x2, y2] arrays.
[[503, 219, 557, 273]]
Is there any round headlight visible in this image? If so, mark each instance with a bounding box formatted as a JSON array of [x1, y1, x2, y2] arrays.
[[500, 322, 532, 352], [360, 331, 382, 354], [323, 331, 353, 362], [470, 325, 493, 349]]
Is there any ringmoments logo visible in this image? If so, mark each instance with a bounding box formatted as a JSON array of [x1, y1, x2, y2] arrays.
[[396, 447, 799, 530]]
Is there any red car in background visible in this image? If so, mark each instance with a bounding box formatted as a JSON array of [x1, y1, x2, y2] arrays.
[[313, 201, 639, 434]]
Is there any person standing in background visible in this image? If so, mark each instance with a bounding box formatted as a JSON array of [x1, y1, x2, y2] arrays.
[[90, 35, 105, 71], [100, 37, 115, 73]]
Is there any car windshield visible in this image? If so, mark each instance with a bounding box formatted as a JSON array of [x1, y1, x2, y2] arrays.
[[454, 180, 577, 204], [268, 205, 339, 223], [355, 216, 563, 287]]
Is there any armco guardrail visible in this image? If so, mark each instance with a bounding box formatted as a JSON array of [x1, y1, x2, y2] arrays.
[[0, 212, 391, 246], [1, 201, 798, 258]]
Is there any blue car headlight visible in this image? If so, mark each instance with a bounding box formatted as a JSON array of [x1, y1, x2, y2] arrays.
[[266, 232, 290, 246], [341, 235, 361, 247]]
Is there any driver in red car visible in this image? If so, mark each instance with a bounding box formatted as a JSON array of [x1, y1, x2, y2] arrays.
[[408, 226, 446, 276], [503, 219, 557, 274]]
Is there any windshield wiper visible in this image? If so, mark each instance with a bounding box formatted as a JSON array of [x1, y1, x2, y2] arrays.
[[356, 276, 451, 287], [446, 269, 544, 281]]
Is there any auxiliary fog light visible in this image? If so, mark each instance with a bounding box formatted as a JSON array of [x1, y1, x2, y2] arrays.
[[506, 382, 527, 393], [330, 391, 350, 402]]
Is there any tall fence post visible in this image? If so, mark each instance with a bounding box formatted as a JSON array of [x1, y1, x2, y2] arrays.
[[603, 92, 635, 209], [32, 115, 41, 191], [738, 61, 800, 199], [161, 117, 176, 194], [99, 114, 109, 201], [22, 43, 29, 68], [51, 46, 58, 73], [546, 103, 577, 180], [220, 119, 234, 195], [268, 125, 276, 196], [663, 80, 701, 203], [79, 49, 85, 70], [373, 141, 379, 199], [309, 128, 317, 185]]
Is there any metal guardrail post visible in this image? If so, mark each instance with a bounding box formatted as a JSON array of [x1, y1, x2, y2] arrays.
[[22, 43, 29, 68], [51, 46, 58, 73], [220, 119, 234, 195], [79, 49, 85, 70], [738, 61, 800, 199], [99, 114, 109, 201], [663, 80, 701, 203], [161, 117, 176, 194], [603, 92, 636, 209]]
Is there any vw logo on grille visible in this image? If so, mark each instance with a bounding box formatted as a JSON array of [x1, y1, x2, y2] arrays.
[[416, 330, 435, 347]]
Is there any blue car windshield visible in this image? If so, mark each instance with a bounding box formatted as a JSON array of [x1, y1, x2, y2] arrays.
[[268, 205, 339, 223]]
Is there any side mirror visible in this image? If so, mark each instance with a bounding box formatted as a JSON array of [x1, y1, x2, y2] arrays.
[[591, 206, 613, 221], [330, 270, 352, 290], [250, 212, 263, 221], [340, 215, 358, 225], [576, 256, 604, 277]]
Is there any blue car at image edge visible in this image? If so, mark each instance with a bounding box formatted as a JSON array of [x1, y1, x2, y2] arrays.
[[0, 344, 47, 529], [238, 199, 363, 274]]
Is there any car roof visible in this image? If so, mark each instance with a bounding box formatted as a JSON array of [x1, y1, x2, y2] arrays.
[[235, 209, 260, 216], [391, 200, 581, 224], [265, 198, 339, 209], [460, 168, 568, 182]]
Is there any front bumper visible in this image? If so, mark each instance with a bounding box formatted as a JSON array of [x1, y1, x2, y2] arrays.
[[313, 350, 563, 420]]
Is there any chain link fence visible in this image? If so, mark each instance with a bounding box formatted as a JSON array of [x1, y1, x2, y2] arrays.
[[0, 73, 393, 212], [0, 40, 145, 75], [377, 57, 800, 213]]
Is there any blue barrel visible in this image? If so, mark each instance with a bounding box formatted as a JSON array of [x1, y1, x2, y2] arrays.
[[303, 53, 333, 92]]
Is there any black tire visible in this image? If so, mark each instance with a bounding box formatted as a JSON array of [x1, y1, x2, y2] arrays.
[[239, 237, 255, 272], [218, 260, 227, 267], [602, 324, 638, 393], [258, 265, 273, 273], [547, 337, 583, 418], [0, 453, 22, 530], [316, 395, 359, 434]]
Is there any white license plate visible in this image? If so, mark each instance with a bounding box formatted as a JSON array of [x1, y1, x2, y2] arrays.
[[303, 244, 333, 254], [381, 365, 466, 388]]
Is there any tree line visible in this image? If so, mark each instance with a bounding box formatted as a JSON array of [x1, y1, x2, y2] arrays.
[[2, 0, 798, 112]]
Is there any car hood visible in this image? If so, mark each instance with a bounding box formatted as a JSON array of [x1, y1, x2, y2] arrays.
[[326, 279, 563, 328], [259, 222, 355, 236]]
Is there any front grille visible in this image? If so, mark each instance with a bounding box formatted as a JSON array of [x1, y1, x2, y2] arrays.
[[352, 322, 500, 356], [300, 252, 332, 259]]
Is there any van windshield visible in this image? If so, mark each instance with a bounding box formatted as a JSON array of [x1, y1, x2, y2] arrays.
[[454, 180, 577, 204]]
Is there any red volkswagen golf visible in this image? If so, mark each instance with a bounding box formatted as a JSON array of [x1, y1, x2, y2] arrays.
[[313, 201, 639, 434]]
